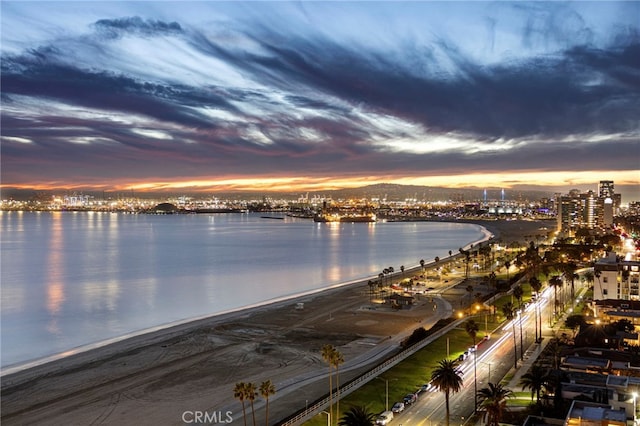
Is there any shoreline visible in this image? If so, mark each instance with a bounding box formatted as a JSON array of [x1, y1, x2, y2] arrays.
[[1, 218, 550, 381], [2, 220, 494, 379], [1, 218, 554, 426]]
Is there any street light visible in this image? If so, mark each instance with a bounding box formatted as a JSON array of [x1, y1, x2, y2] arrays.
[[375, 377, 389, 411], [321, 410, 331, 426], [480, 361, 492, 384], [374, 376, 399, 412], [632, 392, 637, 424]]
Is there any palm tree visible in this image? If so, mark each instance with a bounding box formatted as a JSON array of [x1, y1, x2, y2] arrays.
[[322, 344, 337, 423], [594, 269, 602, 298], [519, 364, 549, 402], [234, 382, 248, 426], [332, 349, 345, 423], [245, 382, 258, 426], [583, 270, 594, 289], [400, 265, 405, 278], [420, 259, 425, 271], [259, 380, 276, 426], [466, 284, 474, 303], [460, 248, 471, 278], [338, 405, 376, 426], [367, 280, 375, 301], [549, 276, 563, 318], [502, 302, 518, 369], [562, 261, 578, 302], [513, 285, 524, 360], [465, 319, 480, 413], [431, 359, 464, 426], [504, 260, 511, 283], [529, 276, 542, 342], [477, 382, 514, 426], [382, 269, 389, 286]]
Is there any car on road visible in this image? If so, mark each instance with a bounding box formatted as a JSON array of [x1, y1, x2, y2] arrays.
[[376, 411, 394, 425], [391, 402, 405, 413], [403, 393, 418, 405]]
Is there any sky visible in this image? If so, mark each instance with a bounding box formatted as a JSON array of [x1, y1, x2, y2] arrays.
[[1, 1, 639, 198]]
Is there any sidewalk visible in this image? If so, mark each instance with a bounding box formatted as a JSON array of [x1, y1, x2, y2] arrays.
[[507, 303, 575, 390], [507, 331, 553, 390]]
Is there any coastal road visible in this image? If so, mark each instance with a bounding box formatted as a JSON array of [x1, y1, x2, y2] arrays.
[[386, 287, 552, 426]]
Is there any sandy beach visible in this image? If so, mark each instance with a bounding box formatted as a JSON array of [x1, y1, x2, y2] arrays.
[[0, 219, 552, 426]]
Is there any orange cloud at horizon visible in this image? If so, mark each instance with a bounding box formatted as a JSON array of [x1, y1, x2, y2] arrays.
[[2, 170, 638, 194]]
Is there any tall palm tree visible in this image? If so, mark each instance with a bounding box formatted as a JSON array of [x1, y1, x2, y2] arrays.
[[245, 382, 257, 426], [338, 405, 376, 426], [465, 319, 480, 413], [583, 270, 594, 289], [504, 260, 511, 283], [502, 302, 518, 369], [513, 285, 524, 360], [259, 380, 276, 426], [431, 359, 464, 426], [234, 382, 248, 426], [519, 364, 549, 402], [460, 248, 471, 278], [332, 349, 345, 423], [529, 276, 542, 342], [420, 259, 425, 271], [561, 261, 578, 302], [549, 276, 563, 318], [477, 382, 514, 426], [322, 344, 337, 424], [400, 265, 405, 278]]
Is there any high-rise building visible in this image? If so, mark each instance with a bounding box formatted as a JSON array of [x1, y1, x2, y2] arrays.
[[556, 181, 620, 234], [597, 180, 618, 227], [557, 191, 582, 235], [599, 180, 615, 199]]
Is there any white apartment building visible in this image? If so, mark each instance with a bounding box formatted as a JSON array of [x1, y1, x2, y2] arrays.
[[594, 252, 640, 301]]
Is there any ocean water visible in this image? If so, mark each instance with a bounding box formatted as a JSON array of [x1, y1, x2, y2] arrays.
[[0, 211, 489, 371]]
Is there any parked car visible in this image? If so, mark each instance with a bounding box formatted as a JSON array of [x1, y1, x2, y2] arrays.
[[391, 402, 405, 413], [376, 411, 394, 425], [403, 393, 418, 405]]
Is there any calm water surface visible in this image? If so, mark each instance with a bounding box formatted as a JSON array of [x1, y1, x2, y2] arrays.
[[0, 211, 489, 370]]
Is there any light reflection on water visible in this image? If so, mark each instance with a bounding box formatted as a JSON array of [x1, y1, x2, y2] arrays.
[[0, 211, 488, 370]]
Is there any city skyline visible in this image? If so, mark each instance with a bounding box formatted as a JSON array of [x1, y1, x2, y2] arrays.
[[1, 1, 639, 197]]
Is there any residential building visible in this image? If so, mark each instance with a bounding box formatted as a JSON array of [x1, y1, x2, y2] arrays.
[[593, 253, 640, 301]]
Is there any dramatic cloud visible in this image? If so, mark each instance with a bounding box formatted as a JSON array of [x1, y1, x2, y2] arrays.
[[1, 1, 638, 193]]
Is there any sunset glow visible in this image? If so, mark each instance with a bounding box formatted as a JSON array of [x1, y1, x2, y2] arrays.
[[1, 2, 638, 197]]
